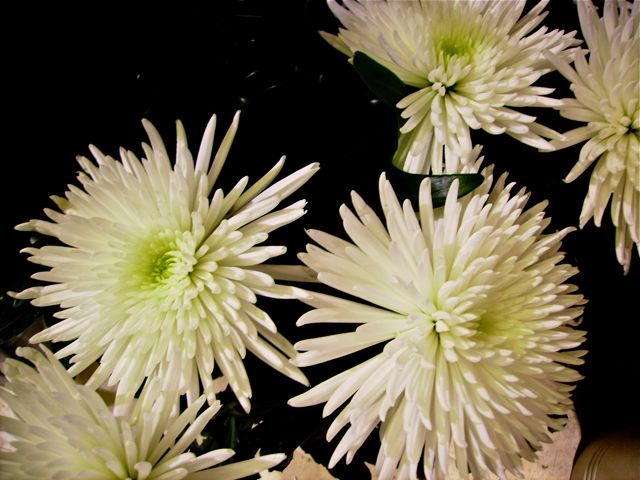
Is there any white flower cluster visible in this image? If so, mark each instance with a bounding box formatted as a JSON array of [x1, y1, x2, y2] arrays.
[[2, 1, 633, 480], [322, 0, 638, 273]]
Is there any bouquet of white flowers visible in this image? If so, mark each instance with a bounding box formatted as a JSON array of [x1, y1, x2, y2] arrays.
[[1, 1, 638, 479]]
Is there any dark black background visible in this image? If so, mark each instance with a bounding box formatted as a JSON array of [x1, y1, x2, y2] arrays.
[[2, 1, 638, 478]]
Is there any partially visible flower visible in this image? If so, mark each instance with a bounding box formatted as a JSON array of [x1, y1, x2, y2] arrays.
[[321, 0, 580, 173], [13, 112, 317, 414], [289, 168, 586, 479], [546, 0, 639, 273], [0, 346, 286, 480]]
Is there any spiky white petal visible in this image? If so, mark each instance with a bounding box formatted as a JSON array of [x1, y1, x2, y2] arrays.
[[546, 0, 639, 273], [0, 346, 286, 480], [321, 0, 580, 172], [289, 167, 586, 480], [13, 112, 317, 414]]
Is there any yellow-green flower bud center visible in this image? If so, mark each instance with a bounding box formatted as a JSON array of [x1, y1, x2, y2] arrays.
[[151, 251, 182, 282], [439, 38, 469, 58]]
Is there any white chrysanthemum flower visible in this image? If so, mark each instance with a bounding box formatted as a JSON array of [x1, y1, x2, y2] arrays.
[[288, 169, 587, 480], [0, 346, 286, 480], [321, 0, 580, 173], [13, 112, 317, 414], [546, 0, 639, 273]]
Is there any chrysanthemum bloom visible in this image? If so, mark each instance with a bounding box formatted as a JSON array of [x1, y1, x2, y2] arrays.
[[321, 0, 581, 173], [13, 112, 317, 414], [546, 0, 639, 273], [289, 170, 587, 479], [0, 346, 286, 480]]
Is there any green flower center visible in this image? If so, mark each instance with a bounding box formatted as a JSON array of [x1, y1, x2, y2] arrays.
[[151, 251, 186, 282], [138, 230, 200, 290], [119, 228, 209, 312], [438, 38, 470, 58]]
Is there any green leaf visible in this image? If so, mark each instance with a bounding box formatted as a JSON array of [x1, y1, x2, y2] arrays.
[[386, 167, 484, 208], [352, 51, 407, 107]]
